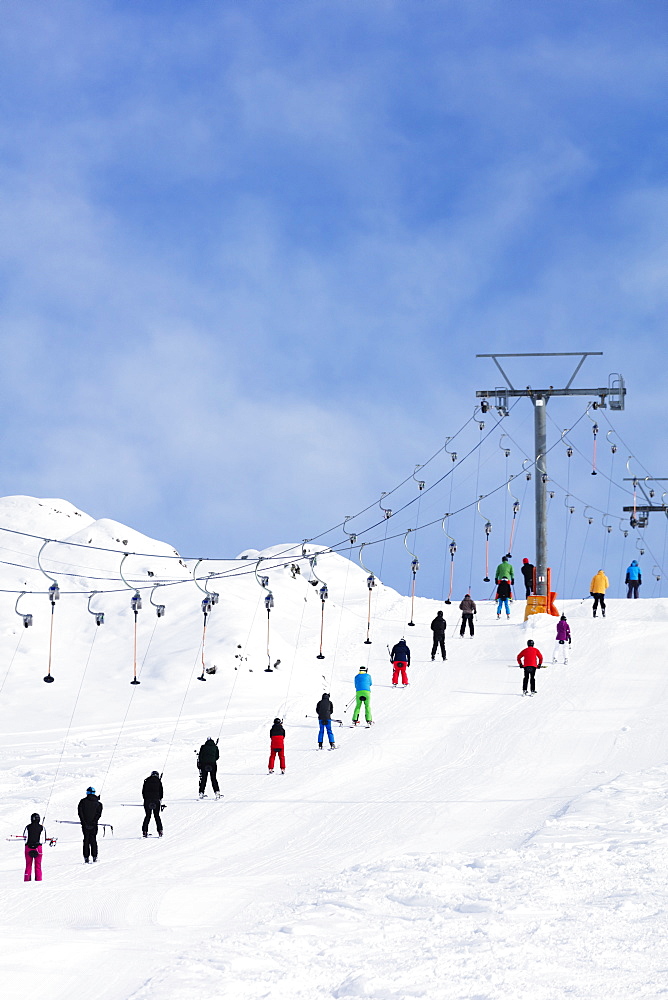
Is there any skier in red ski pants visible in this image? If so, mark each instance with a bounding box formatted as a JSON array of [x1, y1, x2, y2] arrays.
[[268, 718, 285, 773]]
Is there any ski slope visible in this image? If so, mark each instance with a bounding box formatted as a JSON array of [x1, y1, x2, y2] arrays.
[[0, 497, 667, 1000]]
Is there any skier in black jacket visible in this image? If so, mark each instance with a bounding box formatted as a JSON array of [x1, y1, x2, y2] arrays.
[[197, 737, 221, 798], [142, 770, 164, 837], [316, 693, 336, 748], [521, 559, 534, 599], [23, 812, 46, 881], [77, 787, 103, 863], [429, 611, 447, 661], [390, 637, 411, 686]]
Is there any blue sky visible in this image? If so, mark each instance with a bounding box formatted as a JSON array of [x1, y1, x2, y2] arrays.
[[0, 0, 667, 598]]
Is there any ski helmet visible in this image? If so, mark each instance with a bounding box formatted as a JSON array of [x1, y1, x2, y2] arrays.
[[31, 813, 40, 823], [86, 786, 96, 795], [273, 718, 281, 724], [151, 770, 159, 777], [359, 666, 367, 672], [527, 640, 535, 647]]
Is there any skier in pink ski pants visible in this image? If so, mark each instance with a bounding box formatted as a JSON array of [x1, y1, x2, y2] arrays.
[[24, 813, 45, 881]]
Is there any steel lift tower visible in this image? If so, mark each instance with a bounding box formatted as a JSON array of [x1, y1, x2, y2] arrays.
[[476, 353, 626, 597]]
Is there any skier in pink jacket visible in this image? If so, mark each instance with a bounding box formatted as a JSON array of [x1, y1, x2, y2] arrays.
[[553, 615, 571, 664]]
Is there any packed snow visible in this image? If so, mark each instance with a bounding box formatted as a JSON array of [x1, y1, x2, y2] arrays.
[[0, 496, 667, 1000]]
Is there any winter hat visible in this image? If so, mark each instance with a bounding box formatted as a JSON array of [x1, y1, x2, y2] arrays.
[[436, 611, 443, 617], [560, 614, 567, 621], [31, 813, 40, 823], [86, 786, 96, 795], [523, 558, 529, 564], [273, 718, 281, 724], [151, 770, 159, 777], [527, 640, 535, 647]]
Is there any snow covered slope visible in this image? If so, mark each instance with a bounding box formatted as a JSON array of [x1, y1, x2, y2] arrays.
[[0, 497, 667, 1000]]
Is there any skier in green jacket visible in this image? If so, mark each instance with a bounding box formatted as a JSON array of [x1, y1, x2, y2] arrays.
[[495, 555, 514, 585]]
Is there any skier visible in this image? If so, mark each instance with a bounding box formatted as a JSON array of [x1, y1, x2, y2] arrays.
[[517, 639, 543, 696], [521, 558, 534, 599], [23, 812, 45, 882], [197, 737, 221, 798], [553, 614, 571, 664], [316, 693, 336, 749], [429, 612, 447, 661], [625, 560, 642, 599], [268, 717, 286, 772], [390, 637, 411, 685], [590, 569, 609, 618], [352, 666, 373, 725], [496, 578, 512, 619], [495, 555, 514, 585], [77, 786, 103, 863], [141, 770, 163, 838], [459, 594, 477, 636]]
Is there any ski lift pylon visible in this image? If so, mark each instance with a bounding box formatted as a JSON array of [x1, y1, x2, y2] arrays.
[[254, 558, 275, 672], [87, 592, 105, 626], [403, 530, 419, 626], [476, 499, 493, 582], [441, 517, 457, 605], [37, 541, 60, 683], [15, 592, 33, 628], [358, 543, 376, 644], [120, 553, 142, 685]]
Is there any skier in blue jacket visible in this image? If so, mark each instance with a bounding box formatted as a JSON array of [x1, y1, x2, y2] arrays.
[[352, 666, 373, 725], [625, 560, 642, 599]]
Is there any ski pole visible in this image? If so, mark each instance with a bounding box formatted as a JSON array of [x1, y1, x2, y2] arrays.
[[121, 803, 167, 810], [55, 821, 114, 836], [305, 714, 343, 726]]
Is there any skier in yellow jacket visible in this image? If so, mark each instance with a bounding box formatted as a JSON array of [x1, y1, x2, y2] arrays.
[[590, 569, 609, 618]]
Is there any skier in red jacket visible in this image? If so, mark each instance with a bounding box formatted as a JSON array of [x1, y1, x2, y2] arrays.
[[517, 639, 543, 697], [268, 718, 285, 774]]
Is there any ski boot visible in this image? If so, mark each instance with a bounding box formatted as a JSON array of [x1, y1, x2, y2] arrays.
[[215, 792, 223, 799], [318, 742, 323, 748], [281, 769, 285, 774], [268, 769, 274, 774]]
